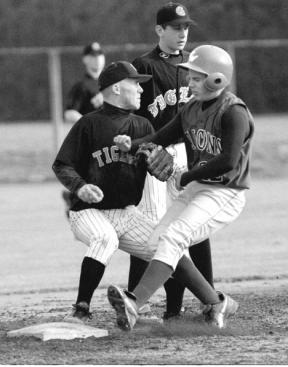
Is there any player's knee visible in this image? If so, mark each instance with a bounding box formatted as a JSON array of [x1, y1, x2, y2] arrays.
[[88, 232, 119, 264]]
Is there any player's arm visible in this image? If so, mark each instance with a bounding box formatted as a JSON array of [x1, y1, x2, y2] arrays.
[[64, 82, 85, 123], [180, 105, 251, 187], [52, 120, 89, 193], [132, 58, 153, 120], [114, 114, 182, 153], [131, 113, 183, 152]]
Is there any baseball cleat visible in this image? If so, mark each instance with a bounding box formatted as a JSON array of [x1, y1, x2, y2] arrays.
[[203, 292, 238, 328], [107, 285, 138, 331], [64, 301, 92, 323]]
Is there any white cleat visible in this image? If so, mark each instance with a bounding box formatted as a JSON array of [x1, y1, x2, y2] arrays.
[[107, 285, 138, 331], [203, 291, 239, 329]]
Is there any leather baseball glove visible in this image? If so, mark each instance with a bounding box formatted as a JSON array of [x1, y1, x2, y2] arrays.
[[135, 142, 174, 181]]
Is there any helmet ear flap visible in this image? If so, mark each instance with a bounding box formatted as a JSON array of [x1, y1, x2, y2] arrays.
[[204, 72, 228, 91]]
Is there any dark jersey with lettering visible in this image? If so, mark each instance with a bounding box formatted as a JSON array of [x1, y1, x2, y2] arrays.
[[132, 46, 192, 131], [53, 103, 154, 211], [131, 91, 254, 190], [66, 73, 100, 115]]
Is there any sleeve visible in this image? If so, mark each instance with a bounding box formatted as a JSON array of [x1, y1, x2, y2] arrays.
[[65, 81, 87, 112], [130, 112, 183, 153], [180, 105, 251, 186], [52, 118, 90, 192], [132, 58, 154, 121]]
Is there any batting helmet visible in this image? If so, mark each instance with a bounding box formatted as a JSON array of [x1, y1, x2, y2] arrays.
[[178, 45, 233, 91]]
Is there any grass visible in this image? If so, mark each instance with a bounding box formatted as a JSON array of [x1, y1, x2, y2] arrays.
[[0, 113, 288, 183]]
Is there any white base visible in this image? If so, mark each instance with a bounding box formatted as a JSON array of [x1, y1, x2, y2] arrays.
[[7, 322, 108, 341]]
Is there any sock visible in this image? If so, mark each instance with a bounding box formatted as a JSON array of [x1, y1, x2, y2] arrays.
[[189, 239, 214, 287], [128, 256, 149, 292], [173, 256, 219, 305], [133, 260, 173, 308], [164, 239, 214, 314], [164, 277, 185, 314], [76, 257, 105, 305]]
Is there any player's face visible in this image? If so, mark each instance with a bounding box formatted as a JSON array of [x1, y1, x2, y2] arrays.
[[187, 69, 221, 101], [158, 24, 189, 53], [118, 79, 143, 110], [83, 54, 106, 79]]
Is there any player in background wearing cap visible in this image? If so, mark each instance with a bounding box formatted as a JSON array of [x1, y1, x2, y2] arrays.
[[128, 2, 214, 320], [64, 42, 106, 124], [108, 45, 254, 331], [62, 42, 106, 216], [53, 61, 167, 321]]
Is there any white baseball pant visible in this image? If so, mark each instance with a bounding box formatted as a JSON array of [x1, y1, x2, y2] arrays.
[[148, 181, 246, 270], [69, 206, 157, 265], [137, 142, 187, 223]]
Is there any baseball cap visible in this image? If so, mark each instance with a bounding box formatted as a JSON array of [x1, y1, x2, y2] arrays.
[[82, 42, 104, 56], [156, 2, 195, 26], [98, 61, 152, 91]]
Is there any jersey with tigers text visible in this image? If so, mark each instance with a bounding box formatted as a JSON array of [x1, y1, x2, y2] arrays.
[[53, 103, 154, 211], [133, 46, 192, 131]]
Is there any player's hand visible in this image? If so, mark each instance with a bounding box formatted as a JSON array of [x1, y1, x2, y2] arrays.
[[113, 135, 132, 152], [64, 109, 82, 124], [91, 92, 104, 108], [174, 170, 184, 191], [77, 184, 104, 204]]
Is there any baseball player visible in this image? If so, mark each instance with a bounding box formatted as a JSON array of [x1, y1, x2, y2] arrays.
[[52, 61, 174, 321], [108, 45, 255, 331], [128, 2, 214, 319], [64, 42, 106, 124], [62, 42, 106, 216]]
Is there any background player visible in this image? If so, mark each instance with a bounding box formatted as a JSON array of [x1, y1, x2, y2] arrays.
[[108, 44, 255, 331], [62, 42, 106, 215], [129, 2, 214, 319], [64, 42, 106, 124]]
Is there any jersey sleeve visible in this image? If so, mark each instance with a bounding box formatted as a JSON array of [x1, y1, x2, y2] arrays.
[[66, 82, 87, 112], [52, 118, 90, 192], [132, 58, 154, 121]]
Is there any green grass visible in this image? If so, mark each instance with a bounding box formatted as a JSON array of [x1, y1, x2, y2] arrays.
[[0, 114, 288, 183]]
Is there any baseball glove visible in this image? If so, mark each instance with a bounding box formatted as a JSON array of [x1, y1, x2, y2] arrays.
[[135, 142, 174, 181]]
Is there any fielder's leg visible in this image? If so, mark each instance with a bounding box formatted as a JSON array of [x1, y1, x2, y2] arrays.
[[69, 209, 119, 321]]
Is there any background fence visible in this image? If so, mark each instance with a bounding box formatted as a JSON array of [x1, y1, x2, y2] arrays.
[[0, 38, 287, 149]]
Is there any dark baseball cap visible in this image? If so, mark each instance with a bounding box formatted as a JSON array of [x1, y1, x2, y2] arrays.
[[82, 42, 104, 56], [98, 61, 152, 91], [156, 2, 196, 26]]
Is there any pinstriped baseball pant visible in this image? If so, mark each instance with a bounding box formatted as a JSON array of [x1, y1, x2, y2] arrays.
[[69, 205, 158, 266]]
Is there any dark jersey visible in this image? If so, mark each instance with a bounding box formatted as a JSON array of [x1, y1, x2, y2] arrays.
[[52, 103, 154, 211], [66, 73, 100, 115], [132, 45, 192, 131]]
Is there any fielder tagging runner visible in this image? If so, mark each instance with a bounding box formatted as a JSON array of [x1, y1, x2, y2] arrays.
[[108, 45, 255, 331]]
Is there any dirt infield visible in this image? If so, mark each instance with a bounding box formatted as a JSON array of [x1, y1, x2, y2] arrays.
[[1, 178, 288, 364], [1, 279, 288, 365]]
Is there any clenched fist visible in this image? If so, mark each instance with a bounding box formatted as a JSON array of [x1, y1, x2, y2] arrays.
[[113, 135, 132, 152]]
